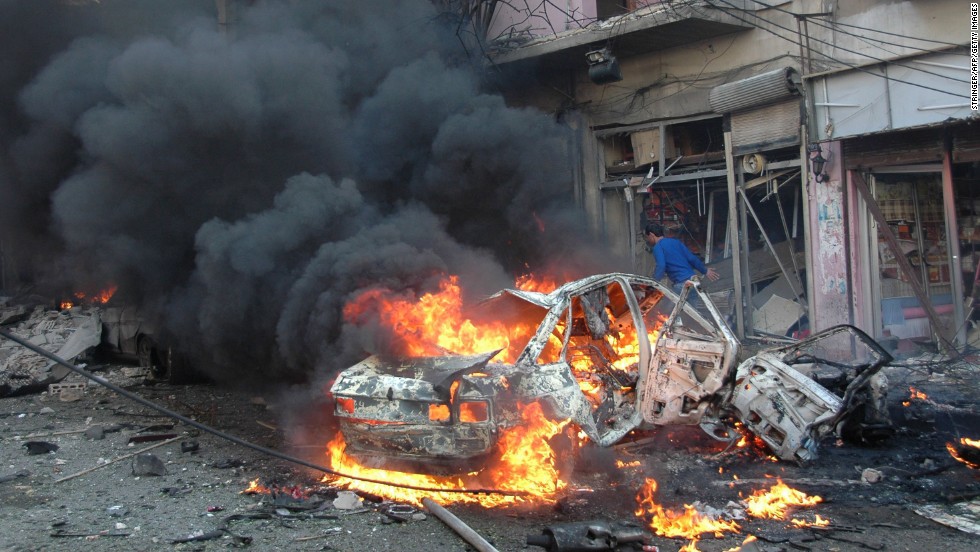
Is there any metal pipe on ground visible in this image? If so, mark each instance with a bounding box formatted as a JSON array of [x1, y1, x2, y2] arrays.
[[421, 497, 499, 552]]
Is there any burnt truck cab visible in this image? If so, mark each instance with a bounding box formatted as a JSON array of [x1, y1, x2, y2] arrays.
[[330, 273, 891, 470]]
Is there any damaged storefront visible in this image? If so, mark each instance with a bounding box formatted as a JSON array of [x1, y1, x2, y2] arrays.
[[595, 67, 811, 340], [805, 49, 979, 356]]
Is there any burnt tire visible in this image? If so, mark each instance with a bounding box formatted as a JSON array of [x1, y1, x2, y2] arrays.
[[156, 344, 204, 384], [137, 335, 158, 371], [137, 335, 172, 382], [140, 336, 202, 384]]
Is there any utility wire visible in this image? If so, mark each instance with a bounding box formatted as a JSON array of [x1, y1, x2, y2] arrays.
[[701, 0, 970, 98], [0, 327, 527, 497], [746, 0, 964, 49], [706, 0, 968, 85], [803, 10, 962, 48], [701, 0, 969, 87], [796, 15, 962, 56], [739, 0, 970, 79]]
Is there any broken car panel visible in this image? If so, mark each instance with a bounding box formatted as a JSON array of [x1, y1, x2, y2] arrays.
[[331, 273, 892, 468], [731, 324, 894, 462]]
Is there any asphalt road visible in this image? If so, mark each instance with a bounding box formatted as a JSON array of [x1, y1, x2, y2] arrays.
[[1, 359, 979, 552]]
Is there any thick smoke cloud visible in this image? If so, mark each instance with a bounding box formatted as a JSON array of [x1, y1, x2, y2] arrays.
[[0, 1, 622, 389]]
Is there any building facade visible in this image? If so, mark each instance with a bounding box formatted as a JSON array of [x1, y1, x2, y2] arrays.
[[485, 0, 976, 353]]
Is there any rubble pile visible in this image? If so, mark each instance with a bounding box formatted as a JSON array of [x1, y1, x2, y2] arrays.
[[0, 302, 102, 397]]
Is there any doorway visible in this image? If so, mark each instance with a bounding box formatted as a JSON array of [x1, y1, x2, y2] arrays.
[[868, 168, 955, 347]]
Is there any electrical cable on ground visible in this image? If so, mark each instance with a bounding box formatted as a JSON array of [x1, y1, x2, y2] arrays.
[[0, 327, 526, 497]]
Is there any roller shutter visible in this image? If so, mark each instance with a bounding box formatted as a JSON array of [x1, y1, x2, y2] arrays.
[[710, 67, 803, 155], [730, 99, 801, 155]]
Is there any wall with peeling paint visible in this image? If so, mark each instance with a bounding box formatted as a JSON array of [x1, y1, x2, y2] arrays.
[[808, 141, 851, 331]]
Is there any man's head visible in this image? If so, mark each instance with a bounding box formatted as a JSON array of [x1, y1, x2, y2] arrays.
[[644, 223, 663, 246]]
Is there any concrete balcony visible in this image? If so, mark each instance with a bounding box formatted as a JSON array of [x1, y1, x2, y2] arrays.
[[487, 2, 751, 70]]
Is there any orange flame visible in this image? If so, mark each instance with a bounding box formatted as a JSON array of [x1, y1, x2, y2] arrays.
[[790, 514, 830, 527], [731, 423, 777, 461], [679, 541, 701, 552], [343, 275, 544, 363], [241, 478, 270, 495], [724, 536, 758, 551], [324, 401, 569, 507], [742, 479, 822, 520], [240, 478, 311, 499], [946, 437, 980, 469], [63, 285, 118, 309], [335, 272, 670, 508], [514, 273, 558, 293], [903, 386, 929, 406], [634, 478, 740, 540]]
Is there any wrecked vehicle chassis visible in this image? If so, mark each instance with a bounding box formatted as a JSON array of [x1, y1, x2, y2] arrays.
[[330, 273, 892, 469]]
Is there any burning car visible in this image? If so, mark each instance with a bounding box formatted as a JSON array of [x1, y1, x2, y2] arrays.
[[330, 273, 892, 469]]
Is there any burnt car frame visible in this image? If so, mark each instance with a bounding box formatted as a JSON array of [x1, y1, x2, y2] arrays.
[[330, 273, 891, 469], [99, 306, 198, 383]]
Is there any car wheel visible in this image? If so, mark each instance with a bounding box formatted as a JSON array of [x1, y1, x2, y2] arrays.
[[159, 345, 204, 384], [138, 336, 170, 381], [137, 336, 155, 369]]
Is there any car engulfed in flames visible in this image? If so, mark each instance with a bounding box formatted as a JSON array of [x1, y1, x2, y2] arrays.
[[330, 273, 892, 471]]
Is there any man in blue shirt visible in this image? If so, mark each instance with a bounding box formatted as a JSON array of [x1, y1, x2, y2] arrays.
[[644, 223, 719, 301]]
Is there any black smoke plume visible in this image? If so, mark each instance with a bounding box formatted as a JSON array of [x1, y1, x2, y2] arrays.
[[0, 0, 623, 389]]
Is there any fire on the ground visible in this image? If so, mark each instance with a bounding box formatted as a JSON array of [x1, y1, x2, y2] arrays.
[[330, 273, 893, 473]]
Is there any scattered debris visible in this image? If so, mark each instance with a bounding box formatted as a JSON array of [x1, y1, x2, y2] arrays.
[[861, 468, 884, 484], [170, 512, 272, 545], [912, 498, 980, 536], [50, 530, 130, 538], [526, 520, 650, 552], [23, 441, 59, 455], [170, 530, 224, 544], [712, 478, 864, 488], [160, 485, 193, 497], [49, 381, 86, 400], [423, 497, 499, 552], [0, 305, 101, 397], [0, 469, 30, 483], [54, 436, 180, 483], [332, 491, 363, 510], [381, 503, 416, 523], [127, 433, 178, 444], [293, 527, 343, 542], [84, 426, 105, 440], [132, 452, 167, 476]]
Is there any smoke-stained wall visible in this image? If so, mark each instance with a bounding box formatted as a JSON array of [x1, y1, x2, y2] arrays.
[[0, 0, 626, 386]]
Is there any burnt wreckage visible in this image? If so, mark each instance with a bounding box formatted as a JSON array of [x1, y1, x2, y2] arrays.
[[331, 273, 892, 468]]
